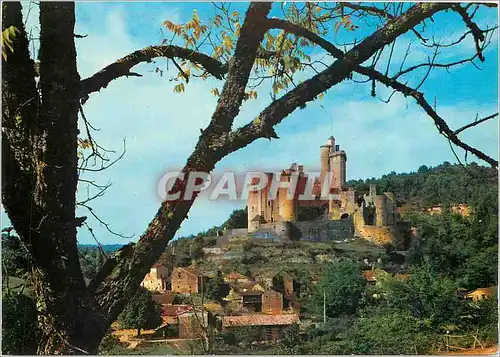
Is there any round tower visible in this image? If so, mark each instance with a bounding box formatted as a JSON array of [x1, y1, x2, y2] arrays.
[[374, 195, 387, 226], [278, 186, 297, 221], [320, 137, 333, 189]]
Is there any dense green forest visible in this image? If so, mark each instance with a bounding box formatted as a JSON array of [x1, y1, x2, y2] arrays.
[[2, 162, 497, 355], [347, 162, 497, 210]]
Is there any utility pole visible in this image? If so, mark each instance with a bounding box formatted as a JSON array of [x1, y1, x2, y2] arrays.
[[201, 274, 205, 327], [323, 289, 326, 324]]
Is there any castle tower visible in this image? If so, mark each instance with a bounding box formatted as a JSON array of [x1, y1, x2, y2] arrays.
[[374, 194, 388, 226], [277, 172, 297, 221], [319, 137, 333, 188], [384, 192, 396, 226], [329, 143, 347, 191], [247, 175, 271, 232]]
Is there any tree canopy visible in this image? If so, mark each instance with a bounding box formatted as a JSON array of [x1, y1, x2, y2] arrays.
[[117, 287, 163, 337]]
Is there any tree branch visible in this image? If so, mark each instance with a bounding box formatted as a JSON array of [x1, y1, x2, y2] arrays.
[[453, 4, 486, 61], [354, 65, 498, 167], [79, 45, 228, 103], [338, 2, 428, 42], [266, 18, 345, 58], [454, 113, 498, 135]]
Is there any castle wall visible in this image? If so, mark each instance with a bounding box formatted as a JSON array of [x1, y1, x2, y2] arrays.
[[295, 219, 354, 242], [355, 221, 411, 248]]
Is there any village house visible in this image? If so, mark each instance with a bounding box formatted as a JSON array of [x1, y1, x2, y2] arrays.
[[224, 271, 252, 284], [241, 290, 264, 312], [463, 286, 496, 303], [178, 311, 209, 339], [140, 263, 168, 292], [161, 304, 193, 325], [171, 266, 207, 294], [262, 290, 283, 315], [361, 269, 389, 285], [156, 305, 209, 339], [220, 314, 300, 341], [425, 204, 471, 217]]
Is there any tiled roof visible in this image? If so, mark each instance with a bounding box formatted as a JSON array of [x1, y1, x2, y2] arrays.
[[222, 314, 299, 327], [362, 269, 388, 282], [174, 266, 204, 277], [162, 304, 193, 317], [225, 272, 249, 280]]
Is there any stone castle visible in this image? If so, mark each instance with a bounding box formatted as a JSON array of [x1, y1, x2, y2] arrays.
[[241, 136, 407, 245]]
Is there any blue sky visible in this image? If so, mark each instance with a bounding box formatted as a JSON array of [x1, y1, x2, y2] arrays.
[[2, 2, 498, 244]]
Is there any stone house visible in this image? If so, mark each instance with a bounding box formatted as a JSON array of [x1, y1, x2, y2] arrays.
[[161, 304, 193, 325], [221, 314, 300, 341], [171, 267, 206, 294], [262, 290, 283, 315], [156, 306, 208, 339], [178, 311, 209, 339], [361, 269, 389, 285], [141, 263, 168, 292]]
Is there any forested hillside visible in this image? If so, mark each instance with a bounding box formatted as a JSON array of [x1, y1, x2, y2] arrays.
[[347, 162, 497, 210]]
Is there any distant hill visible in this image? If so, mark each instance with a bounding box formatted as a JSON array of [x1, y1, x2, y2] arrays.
[[346, 162, 497, 212], [77, 244, 123, 254]]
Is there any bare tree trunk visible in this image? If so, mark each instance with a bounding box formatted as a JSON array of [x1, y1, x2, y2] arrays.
[[2, 2, 107, 354]]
